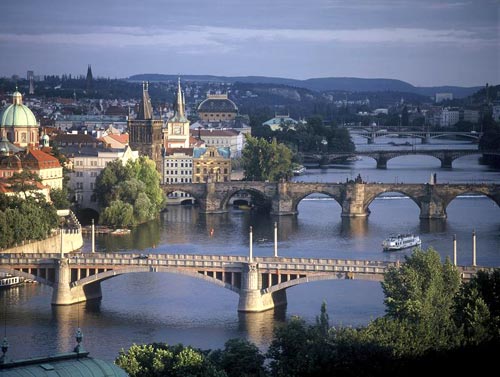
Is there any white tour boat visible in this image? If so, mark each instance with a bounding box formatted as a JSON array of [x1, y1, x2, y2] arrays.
[[0, 274, 23, 288], [382, 233, 421, 251]]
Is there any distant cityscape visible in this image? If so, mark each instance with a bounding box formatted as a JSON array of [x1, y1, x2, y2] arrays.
[[1, 67, 499, 219]]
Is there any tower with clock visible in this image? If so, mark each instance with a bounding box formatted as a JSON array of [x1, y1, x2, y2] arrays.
[[165, 78, 190, 149]]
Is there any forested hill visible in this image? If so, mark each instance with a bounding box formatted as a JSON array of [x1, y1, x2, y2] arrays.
[[128, 74, 482, 98]]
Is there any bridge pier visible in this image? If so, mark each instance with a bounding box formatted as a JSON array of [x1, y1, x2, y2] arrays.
[[440, 155, 453, 169], [419, 200, 447, 219], [342, 184, 370, 217], [376, 157, 387, 169], [199, 182, 228, 214], [238, 263, 287, 312], [271, 181, 297, 215], [422, 133, 431, 144], [51, 258, 102, 305]]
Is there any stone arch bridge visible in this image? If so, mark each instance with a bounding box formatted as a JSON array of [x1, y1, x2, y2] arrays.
[[0, 253, 489, 312], [302, 149, 481, 168], [349, 130, 482, 145], [162, 181, 500, 218]]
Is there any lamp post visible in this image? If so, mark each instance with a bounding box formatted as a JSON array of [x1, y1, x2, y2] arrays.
[[321, 138, 328, 153], [249, 226, 253, 263], [91, 218, 95, 253], [274, 222, 278, 257]]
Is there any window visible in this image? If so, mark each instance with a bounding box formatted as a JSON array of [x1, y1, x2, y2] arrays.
[[90, 160, 97, 166], [91, 172, 98, 177], [90, 183, 95, 190], [76, 171, 83, 177], [76, 182, 83, 190]]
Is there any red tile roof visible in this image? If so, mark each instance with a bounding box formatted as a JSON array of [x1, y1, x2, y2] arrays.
[[23, 149, 61, 169]]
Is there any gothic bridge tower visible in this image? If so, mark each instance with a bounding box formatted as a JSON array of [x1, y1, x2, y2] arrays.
[[128, 82, 164, 171]]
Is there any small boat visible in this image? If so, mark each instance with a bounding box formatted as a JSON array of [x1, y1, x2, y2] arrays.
[[111, 228, 131, 235], [382, 233, 421, 251], [292, 165, 306, 176], [0, 274, 23, 289]]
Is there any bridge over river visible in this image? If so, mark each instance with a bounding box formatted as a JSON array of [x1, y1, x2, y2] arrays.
[[162, 182, 500, 218], [301, 149, 481, 168], [348, 129, 482, 144], [0, 252, 490, 312]]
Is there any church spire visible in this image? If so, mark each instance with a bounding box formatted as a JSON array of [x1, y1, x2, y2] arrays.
[[85, 64, 93, 92], [176, 77, 185, 119], [137, 81, 153, 120]]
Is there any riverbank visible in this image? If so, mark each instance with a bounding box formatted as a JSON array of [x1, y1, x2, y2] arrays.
[[81, 226, 131, 235]]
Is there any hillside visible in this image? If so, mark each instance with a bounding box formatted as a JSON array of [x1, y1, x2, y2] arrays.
[[128, 74, 482, 98]]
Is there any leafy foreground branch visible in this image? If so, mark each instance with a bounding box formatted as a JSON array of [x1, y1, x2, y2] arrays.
[[116, 248, 499, 376]]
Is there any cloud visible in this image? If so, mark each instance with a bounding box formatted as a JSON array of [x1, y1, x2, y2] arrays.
[[0, 25, 495, 51]]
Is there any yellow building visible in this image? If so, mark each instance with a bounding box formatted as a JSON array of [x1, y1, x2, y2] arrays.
[[21, 149, 64, 190], [197, 93, 238, 122], [192, 146, 231, 183]]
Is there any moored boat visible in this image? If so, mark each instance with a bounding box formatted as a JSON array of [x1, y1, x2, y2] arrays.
[[0, 274, 23, 288], [382, 233, 421, 251], [292, 165, 306, 176]]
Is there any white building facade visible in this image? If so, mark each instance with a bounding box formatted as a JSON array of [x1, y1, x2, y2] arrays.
[[69, 146, 138, 210]]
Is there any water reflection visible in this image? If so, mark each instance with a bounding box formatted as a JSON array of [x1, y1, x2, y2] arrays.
[[340, 217, 369, 237], [238, 306, 286, 348], [420, 219, 448, 233]]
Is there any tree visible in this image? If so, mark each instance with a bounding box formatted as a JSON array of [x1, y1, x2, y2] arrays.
[[94, 159, 132, 207], [100, 200, 134, 228], [210, 338, 266, 377], [454, 270, 500, 343], [382, 247, 461, 324], [50, 187, 71, 209], [7, 170, 42, 199], [379, 247, 463, 354], [242, 136, 293, 181], [115, 343, 226, 377], [95, 156, 164, 226], [267, 316, 312, 377], [0, 193, 58, 248]]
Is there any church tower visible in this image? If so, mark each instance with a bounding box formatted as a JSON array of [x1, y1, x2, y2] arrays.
[[128, 82, 164, 171], [86, 65, 93, 92], [164, 78, 190, 149]]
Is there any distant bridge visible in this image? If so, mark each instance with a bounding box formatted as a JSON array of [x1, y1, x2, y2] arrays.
[[0, 253, 491, 312], [301, 149, 481, 168], [349, 129, 482, 144], [161, 181, 500, 217]]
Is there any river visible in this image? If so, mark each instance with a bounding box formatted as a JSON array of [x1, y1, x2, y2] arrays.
[[2, 138, 500, 362]]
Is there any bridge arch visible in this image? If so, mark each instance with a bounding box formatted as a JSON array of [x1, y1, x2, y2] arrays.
[[292, 191, 343, 214], [264, 271, 383, 294], [163, 186, 204, 206], [71, 267, 241, 294], [0, 267, 53, 287], [220, 187, 272, 212], [442, 188, 500, 211], [363, 189, 422, 215]]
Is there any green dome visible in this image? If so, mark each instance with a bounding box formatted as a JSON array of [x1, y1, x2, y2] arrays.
[[0, 91, 37, 128]]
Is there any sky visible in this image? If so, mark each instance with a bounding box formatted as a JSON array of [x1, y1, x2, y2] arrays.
[[0, 0, 498, 87]]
